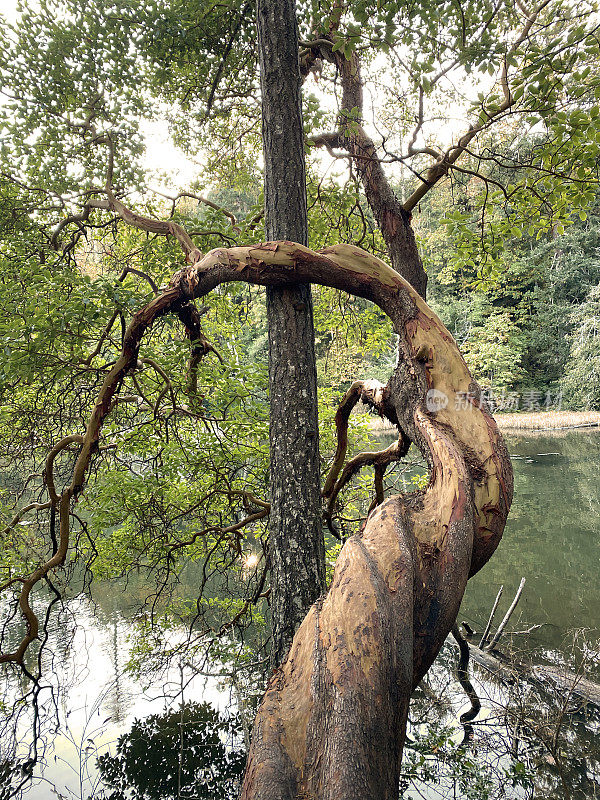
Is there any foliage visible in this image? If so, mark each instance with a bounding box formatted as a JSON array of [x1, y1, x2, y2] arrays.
[[423, 181, 600, 397], [437, 296, 526, 390], [0, 761, 20, 800], [561, 284, 600, 409]]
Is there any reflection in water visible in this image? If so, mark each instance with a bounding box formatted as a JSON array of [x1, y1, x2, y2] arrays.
[[1, 596, 231, 799], [462, 429, 600, 671], [96, 702, 245, 799], [105, 616, 130, 725], [407, 638, 600, 800], [2, 428, 600, 799]]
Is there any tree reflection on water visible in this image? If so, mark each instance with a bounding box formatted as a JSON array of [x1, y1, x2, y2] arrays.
[[96, 701, 245, 800]]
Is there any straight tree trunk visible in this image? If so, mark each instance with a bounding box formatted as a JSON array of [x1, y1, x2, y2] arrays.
[[257, 0, 326, 667]]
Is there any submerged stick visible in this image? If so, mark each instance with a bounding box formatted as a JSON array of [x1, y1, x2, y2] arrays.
[[451, 624, 481, 745], [486, 578, 526, 652], [479, 584, 504, 648]]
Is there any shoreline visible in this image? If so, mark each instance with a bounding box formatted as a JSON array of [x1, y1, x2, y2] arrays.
[[366, 409, 600, 433], [491, 409, 600, 431]]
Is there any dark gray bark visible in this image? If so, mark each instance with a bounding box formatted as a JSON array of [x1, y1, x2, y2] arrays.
[[257, 0, 326, 666]]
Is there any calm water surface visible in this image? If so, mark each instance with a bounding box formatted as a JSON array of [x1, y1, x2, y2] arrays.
[[377, 427, 600, 661], [2, 427, 600, 798], [462, 428, 600, 668]]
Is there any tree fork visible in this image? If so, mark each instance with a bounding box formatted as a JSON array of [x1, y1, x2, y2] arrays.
[[310, 42, 428, 298]]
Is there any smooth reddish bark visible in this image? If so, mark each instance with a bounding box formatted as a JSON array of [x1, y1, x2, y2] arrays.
[[1, 242, 512, 800]]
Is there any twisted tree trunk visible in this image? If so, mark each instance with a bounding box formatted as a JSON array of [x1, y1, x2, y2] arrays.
[[191, 242, 512, 799], [1, 240, 511, 799]]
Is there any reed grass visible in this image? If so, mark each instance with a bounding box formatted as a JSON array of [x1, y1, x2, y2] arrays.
[[363, 409, 600, 432], [495, 410, 600, 430]]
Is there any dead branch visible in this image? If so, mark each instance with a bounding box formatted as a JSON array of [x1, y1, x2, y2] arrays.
[[479, 584, 504, 647], [485, 578, 526, 651]]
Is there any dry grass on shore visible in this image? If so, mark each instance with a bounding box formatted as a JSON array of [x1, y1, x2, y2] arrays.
[[365, 409, 600, 432], [494, 409, 600, 431]]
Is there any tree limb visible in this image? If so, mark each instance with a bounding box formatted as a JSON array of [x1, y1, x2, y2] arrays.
[[403, 0, 554, 211]]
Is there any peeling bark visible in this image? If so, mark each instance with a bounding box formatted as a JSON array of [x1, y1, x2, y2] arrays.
[[2, 241, 512, 800], [312, 46, 428, 297], [172, 242, 512, 799]]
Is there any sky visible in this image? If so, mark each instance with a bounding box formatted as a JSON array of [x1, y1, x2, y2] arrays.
[[0, 0, 17, 21], [0, 0, 496, 201]]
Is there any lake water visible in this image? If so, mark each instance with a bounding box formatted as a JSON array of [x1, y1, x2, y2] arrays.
[[2, 427, 599, 798], [461, 428, 599, 667]]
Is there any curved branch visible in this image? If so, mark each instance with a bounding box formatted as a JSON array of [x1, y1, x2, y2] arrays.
[[1, 242, 512, 800], [324, 436, 407, 538], [43, 434, 84, 504], [403, 0, 554, 212], [138, 357, 178, 414], [103, 190, 203, 264], [0, 490, 73, 664], [326, 437, 404, 508], [451, 623, 481, 743], [82, 309, 119, 366], [322, 379, 410, 536], [1, 501, 52, 539], [51, 191, 203, 265], [169, 509, 269, 553], [322, 379, 398, 499], [50, 205, 91, 250], [152, 188, 241, 233], [121, 266, 159, 294], [168, 491, 270, 554]]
